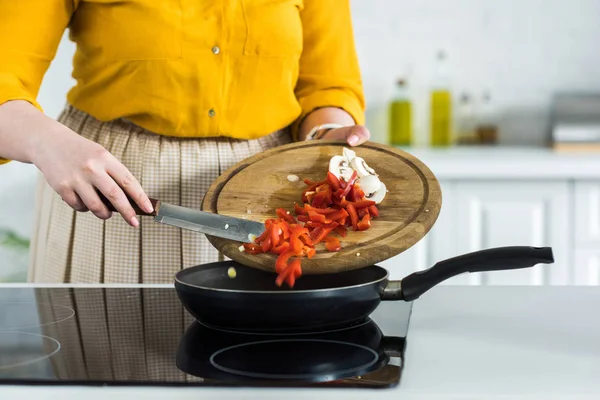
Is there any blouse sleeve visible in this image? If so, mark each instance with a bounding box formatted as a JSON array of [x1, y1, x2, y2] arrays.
[[291, 0, 366, 140], [0, 0, 74, 165]]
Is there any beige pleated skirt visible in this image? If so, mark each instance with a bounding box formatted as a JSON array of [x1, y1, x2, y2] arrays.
[[28, 105, 291, 283]]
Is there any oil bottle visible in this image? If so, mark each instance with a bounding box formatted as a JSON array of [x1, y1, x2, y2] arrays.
[[388, 78, 412, 146], [429, 51, 452, 146]]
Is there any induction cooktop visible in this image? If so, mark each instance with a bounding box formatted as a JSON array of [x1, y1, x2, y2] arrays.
[[0, 287, 410, 389]]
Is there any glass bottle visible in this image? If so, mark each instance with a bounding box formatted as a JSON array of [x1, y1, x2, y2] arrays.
[[475, 90, 498, 144], [429, 50, 453, 146], [456, 92, 476, 144], [388, 78, 412, 146]]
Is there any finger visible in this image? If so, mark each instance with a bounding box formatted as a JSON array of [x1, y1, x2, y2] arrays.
[[60, 189, 88, 212], [321, 125, 371, 146], [93, 174, 139, 227], [74, 183, 114, 220], [106, 160, 153, 214], [344, 125, 370, 146]]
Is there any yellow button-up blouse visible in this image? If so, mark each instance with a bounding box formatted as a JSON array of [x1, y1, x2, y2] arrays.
[[0, 0, 365, 165]]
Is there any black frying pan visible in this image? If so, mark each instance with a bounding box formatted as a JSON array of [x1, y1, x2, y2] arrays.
[[174, 246, 554, 333]]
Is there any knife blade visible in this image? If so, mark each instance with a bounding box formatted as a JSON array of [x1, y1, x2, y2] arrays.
[[154, 202, 265, 243], [97, 191, 265, 243]]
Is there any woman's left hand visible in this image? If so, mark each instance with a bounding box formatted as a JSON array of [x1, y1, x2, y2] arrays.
[[319, 125, 371, 146]]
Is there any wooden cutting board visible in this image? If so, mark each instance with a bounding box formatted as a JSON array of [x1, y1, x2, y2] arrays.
[[202, 140, 441, 275]]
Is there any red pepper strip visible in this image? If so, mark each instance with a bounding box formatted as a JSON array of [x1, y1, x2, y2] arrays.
[[369, 205, 380, 217], [310, 222, 339, 245], [278, 221, 291, 240], [327, 208, 349, 221], [347, 203, 359, 230], [308, 210, 329, 223], [338, 216, 348, 226], [275, 264, 293, 287], [272, 242, 290, 254], [299, 234, 313, 246], [357, 213, 371, 231], [304, 204, 337, 214], [290, 234, 303, 254], [270, 224, 280, 248], [276, 251, 295, 273], [261, 235, 272, 252], [358, 207, 369, 219], [243, 243, 263, 254], [326, 171, 342, 192], [311, 191, 328, 208], [342, 198, 377, 209], [297, 215, 310, 222], [334, 225, 347, 237], [304, 246, 316, 259], [325, 236, 341, 252], [294, 203, 306, 215], [282, 259, 302, 288], [276, 208, 296, 224]]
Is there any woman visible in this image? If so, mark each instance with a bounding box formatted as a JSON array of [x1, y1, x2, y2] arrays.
[[0, 0, 368, 284]]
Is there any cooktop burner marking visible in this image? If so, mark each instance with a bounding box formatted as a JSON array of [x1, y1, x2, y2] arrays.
[[209, 339, 379, 380], [199, 319, 372, 336], [0, 302, 75, 332], [0, 331, 61, 371]]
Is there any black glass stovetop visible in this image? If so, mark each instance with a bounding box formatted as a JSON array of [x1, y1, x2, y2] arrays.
[[0, 287, 410, 389]]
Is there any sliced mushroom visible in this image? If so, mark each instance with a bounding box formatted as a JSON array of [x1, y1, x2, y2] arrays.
[[329, 155, 353, 180], [357, 175, 381, 196], [366, 181, 387, 204], [350, 156, 377, 178], [343, 147, 356, 163]]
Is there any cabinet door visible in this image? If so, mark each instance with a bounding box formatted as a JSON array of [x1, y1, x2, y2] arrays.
[[453, 181, 570, 285], [574, 181, 600, 245], [574, 249, 600, 285]]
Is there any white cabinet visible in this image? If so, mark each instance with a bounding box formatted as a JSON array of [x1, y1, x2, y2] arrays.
[[574, 181, 600, 245], [453, 181, 571, 285], [380, 180, 577, 286], [574, 249, 600, 285]]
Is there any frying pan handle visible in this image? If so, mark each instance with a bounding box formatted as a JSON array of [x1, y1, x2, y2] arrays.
[[389, 246, 554, 302]]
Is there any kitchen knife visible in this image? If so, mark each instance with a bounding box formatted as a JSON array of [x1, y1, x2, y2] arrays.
[[97, 192, 265, 243]]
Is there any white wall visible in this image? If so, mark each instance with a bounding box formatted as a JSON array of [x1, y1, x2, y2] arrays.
[[353, 0, 600, 146], [1, 0, 599, 279]]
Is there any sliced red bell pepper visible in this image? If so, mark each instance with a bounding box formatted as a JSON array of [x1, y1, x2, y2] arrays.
[[294, 203, 306, 215], [308, 210, 328, 223], [334, 225, 347, 237], [297, 215, 310, 222], [325, 237, 341, 252], [326, 208, 349, 222], [326, 172, 342, 192], [272, 242, 290, 254], [243, 243, 263, 254], [369, 205, 379, 217], [357, 213, 371, 231], [275, 250, 295, 273], [276, 208, 296, 224], [309, 222, 338, 245], [346, 203, 359, 230]]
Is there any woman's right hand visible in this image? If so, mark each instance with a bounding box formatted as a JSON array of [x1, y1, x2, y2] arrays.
[[31, 122, 153, 227]]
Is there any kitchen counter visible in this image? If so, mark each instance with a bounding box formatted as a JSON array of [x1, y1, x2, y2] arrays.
[[399, 146, 600, 179], [2, 284, 600, 399]]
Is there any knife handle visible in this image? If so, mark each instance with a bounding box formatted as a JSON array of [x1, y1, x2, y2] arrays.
[[96, 190, 159, 216]]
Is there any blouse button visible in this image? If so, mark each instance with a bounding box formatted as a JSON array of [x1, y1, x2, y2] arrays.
[[208, 109, 216, 117], [212, 46, 220, 55]]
